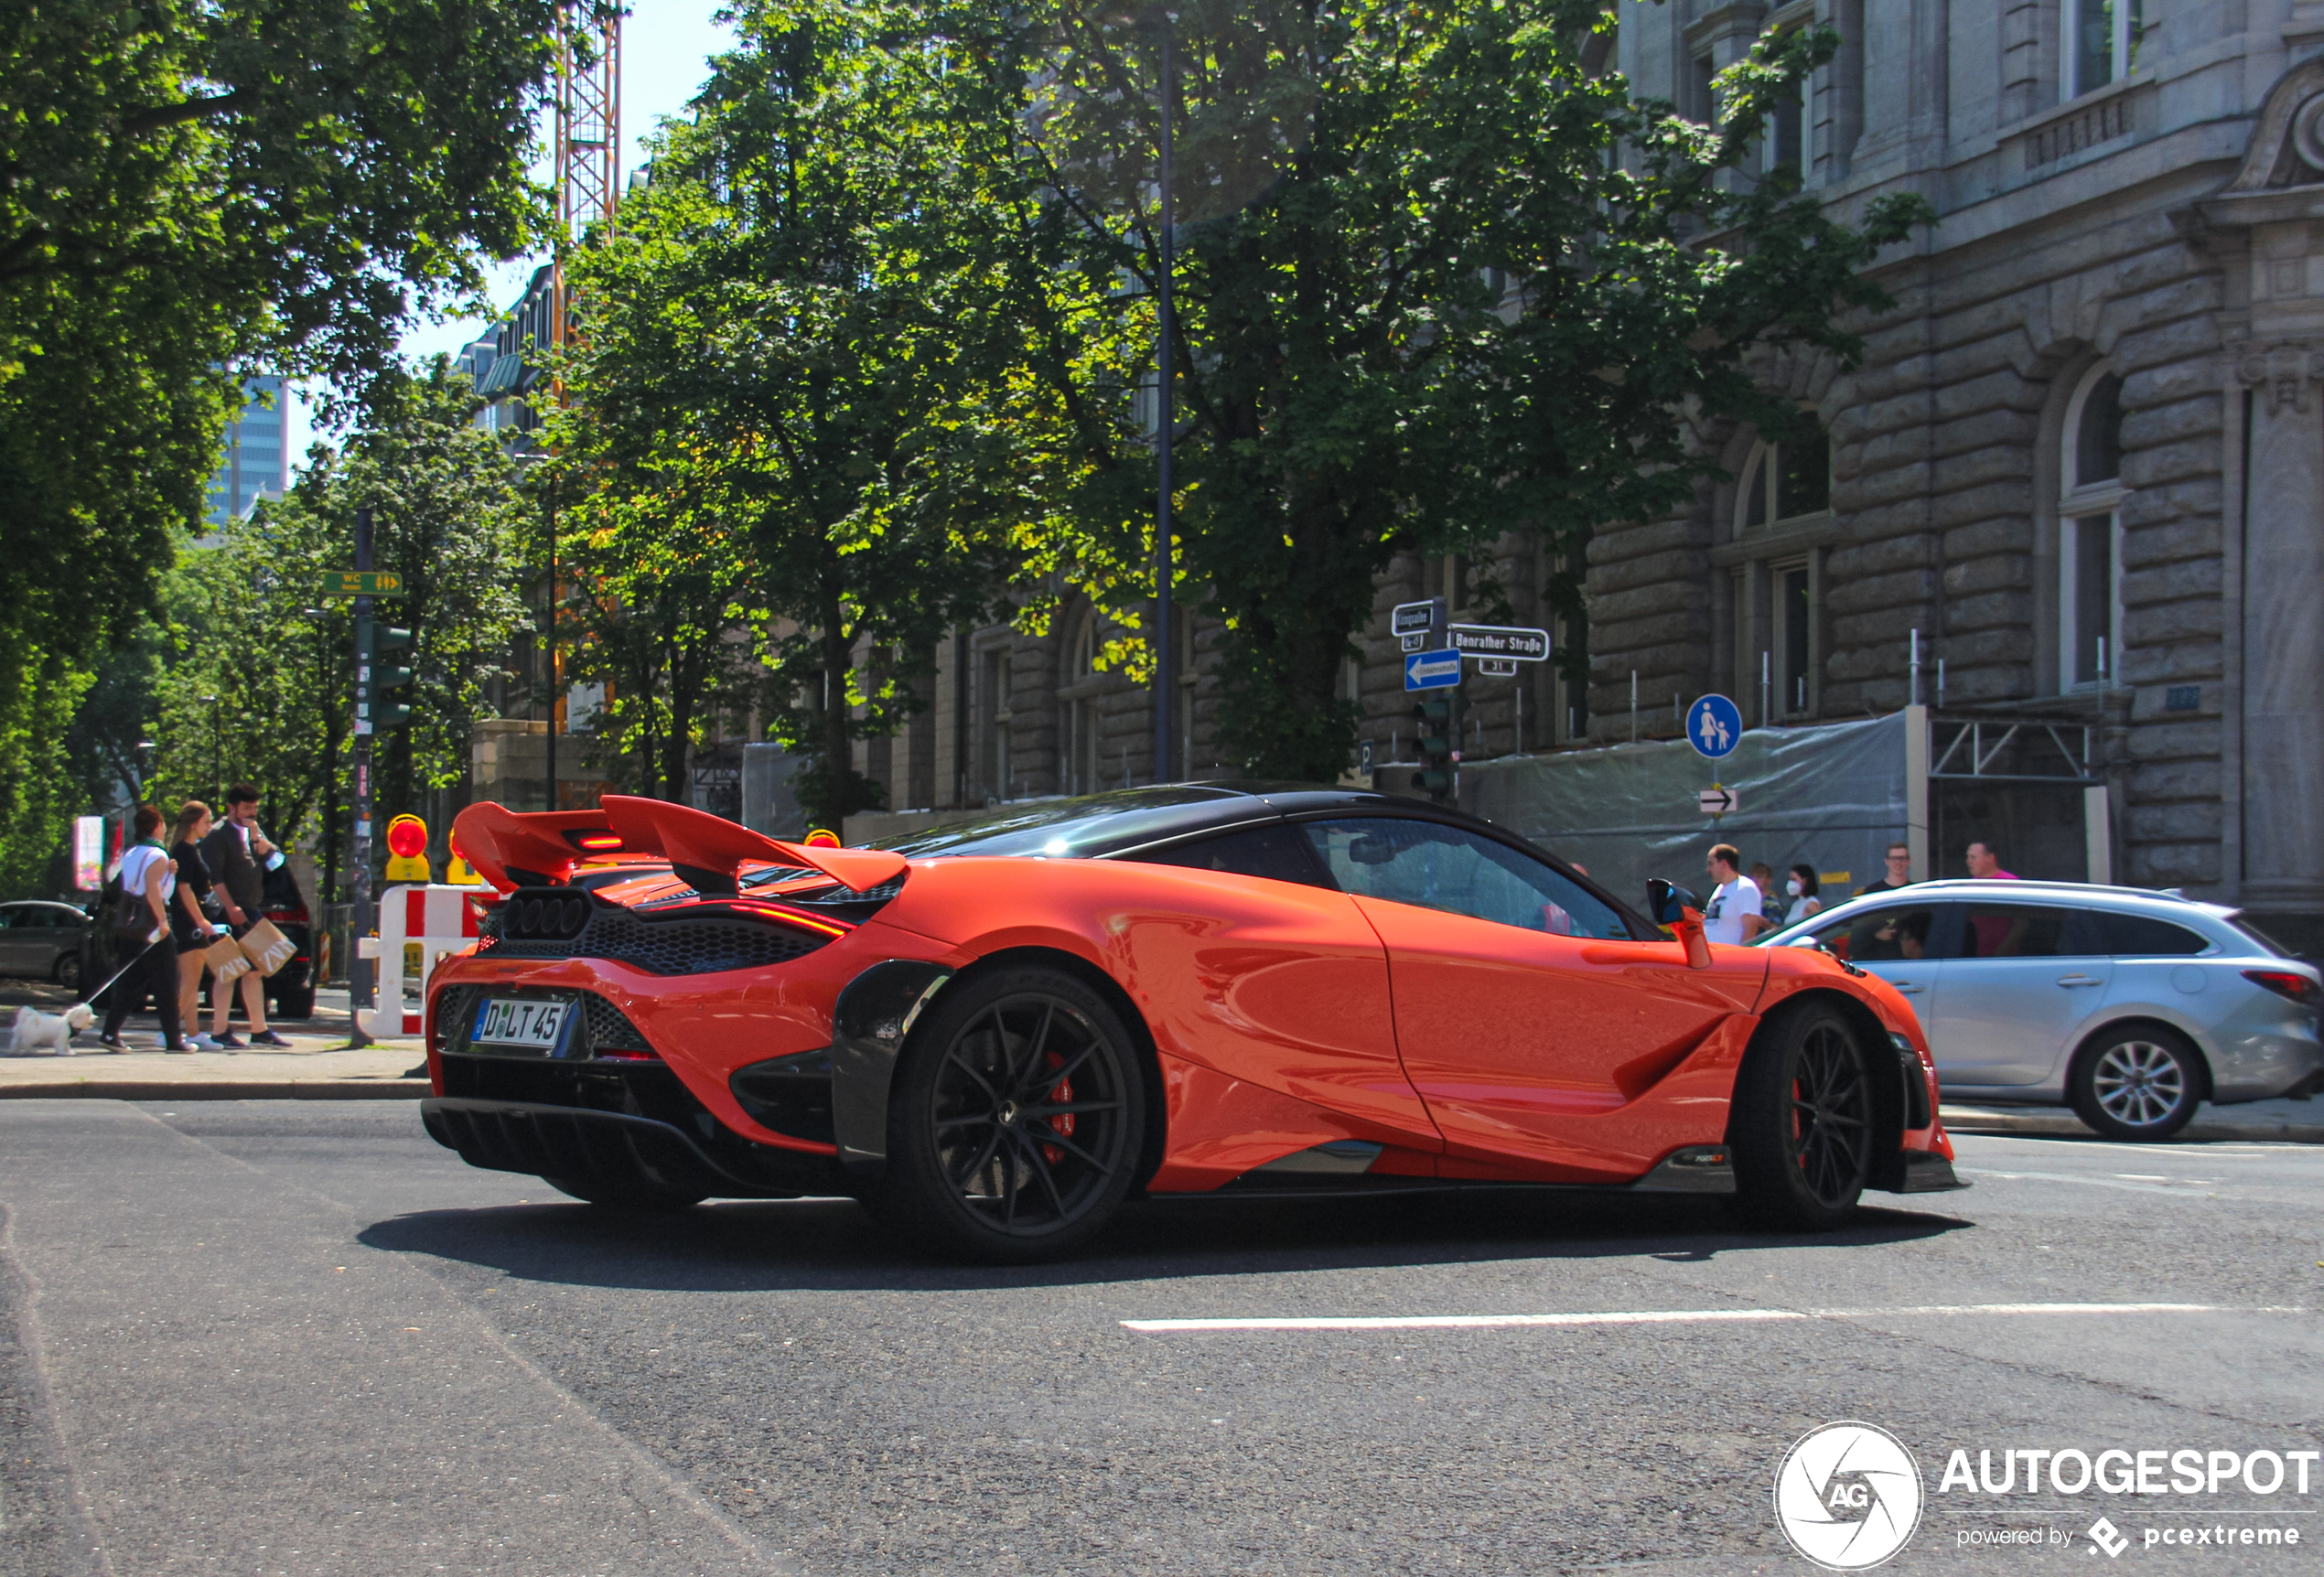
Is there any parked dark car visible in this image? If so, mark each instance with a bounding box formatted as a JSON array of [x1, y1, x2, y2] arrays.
[[196, 864, 317, 1021], [0, 900, 93, 990], [262, 864, 316, 1019]]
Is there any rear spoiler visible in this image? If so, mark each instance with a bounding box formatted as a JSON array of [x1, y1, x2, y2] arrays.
[[450, 797, 909, 896]]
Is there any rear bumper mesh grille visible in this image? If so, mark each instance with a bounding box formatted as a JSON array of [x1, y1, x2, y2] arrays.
[[425, 1053, 844, 1196]]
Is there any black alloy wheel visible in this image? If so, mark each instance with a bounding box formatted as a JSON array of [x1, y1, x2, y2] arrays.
[[52, 953, 81, 990], [884, 966, 1145, 1262], [1732, 1005, 1874, 1230]]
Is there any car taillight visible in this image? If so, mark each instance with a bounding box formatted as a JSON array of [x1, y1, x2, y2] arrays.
[[2243, 969, 2320, 1006]]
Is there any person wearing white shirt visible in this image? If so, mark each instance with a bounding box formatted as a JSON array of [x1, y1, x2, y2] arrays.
[[1701, 842, 1766, 947]]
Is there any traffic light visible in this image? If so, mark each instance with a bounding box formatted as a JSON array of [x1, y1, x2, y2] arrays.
[[360, 621, 414, 729], [1411, 693, 1463, 800]]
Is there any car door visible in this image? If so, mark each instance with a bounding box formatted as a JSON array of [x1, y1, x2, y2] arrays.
[[1930, 900, 2111, 1088], [0, 906, 30, 976], [1799, 900, 1953, 1026], [16, 907, 63, 975], [1298, 816, 1759, 1175]]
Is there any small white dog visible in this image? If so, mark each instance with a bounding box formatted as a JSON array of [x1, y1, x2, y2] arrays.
[[8, 1003, 96, 1056]]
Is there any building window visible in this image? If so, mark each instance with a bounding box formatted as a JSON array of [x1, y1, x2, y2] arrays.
[[1730, 418, 1832, 722], [1737, 424, 1831, 532], [979, 646, 1012, 801], [2066, 0, 2143, 100], [2059, 368, 2125, 690], [1063, 620, 1100, 796], [1777, 563, 1812, 714]]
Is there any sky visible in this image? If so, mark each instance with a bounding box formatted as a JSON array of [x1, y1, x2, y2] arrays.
[[282, 2, 737, 454]]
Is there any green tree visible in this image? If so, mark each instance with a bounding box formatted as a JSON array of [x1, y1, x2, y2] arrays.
[[145, 360, 532, 896], [0, 0, 568, 885], [554, 0, 1024, 826], [552, 480, 759, 801], [963, 0, 1928, 778]]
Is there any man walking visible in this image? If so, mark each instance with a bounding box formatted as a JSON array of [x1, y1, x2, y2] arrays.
[[1965, 841, 2019, 881], [1702, 843, 1766, 945], [199, 784, 289, 1048], [1862, 842, 1914, 894]]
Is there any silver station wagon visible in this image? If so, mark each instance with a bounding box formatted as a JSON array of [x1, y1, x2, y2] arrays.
[[1763, 880, 2323, 1141]]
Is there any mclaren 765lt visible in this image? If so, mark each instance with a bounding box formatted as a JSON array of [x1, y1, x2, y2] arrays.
[[424, 784, 1961, 1261]]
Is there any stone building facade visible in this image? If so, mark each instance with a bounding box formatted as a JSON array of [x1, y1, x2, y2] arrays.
[[850, 3, 2324, 949]]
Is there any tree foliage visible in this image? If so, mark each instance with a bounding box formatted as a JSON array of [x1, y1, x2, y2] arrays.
[[136, 360, 532, 898], [955, 0, 1930, 779], [0, 0, 565, 889], [553, 0, 1024, 826]]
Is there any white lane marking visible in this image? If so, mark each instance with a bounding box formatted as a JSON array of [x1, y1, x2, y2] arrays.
[[1956, 1166, 2218, 1196], [1119, 1303, 2284, 1334]]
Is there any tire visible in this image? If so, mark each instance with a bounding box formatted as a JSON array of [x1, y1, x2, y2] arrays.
[[542, 1174, 710, 1212], [880, 965, 1146, 1263], [2070, 1025, 2203, 1142], [1731, 1004, 1876, 1231], [52, 953, 81, 991], [270, 985, 315, 1020]]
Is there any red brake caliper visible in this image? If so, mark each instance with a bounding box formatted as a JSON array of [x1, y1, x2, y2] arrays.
[[1042, 1051, 1074, 1165]]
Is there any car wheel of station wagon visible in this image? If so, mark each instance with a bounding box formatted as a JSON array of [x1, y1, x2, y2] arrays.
[[1731, 1003, 1873, 1231], [881, 966, 1146, 1264], [2071, 1026, 2203, 1142]]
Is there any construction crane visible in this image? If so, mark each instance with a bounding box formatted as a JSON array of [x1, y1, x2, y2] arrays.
[[552, 0, 621, 361], [545, 0, 619, 800]]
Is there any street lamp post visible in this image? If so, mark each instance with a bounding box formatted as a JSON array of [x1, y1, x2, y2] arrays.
[[1151, 11, 1176, 787]]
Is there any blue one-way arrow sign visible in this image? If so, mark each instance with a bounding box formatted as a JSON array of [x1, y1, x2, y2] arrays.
[[1404, 649, 1463, 691]]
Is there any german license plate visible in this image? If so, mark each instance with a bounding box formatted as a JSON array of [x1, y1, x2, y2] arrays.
[[471, 998, 569, 1051]]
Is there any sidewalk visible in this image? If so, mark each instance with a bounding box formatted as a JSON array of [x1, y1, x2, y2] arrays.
[[1941, 1097, 2324, 1144], [1, 984, 426, 1100]]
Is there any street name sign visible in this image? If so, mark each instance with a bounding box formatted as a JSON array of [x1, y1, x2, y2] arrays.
[[324, 570, 404, 596], [1393, 598, 1445, 652], [1404, 649, 1462, 691], [1447, 624, 1551, 661], [1685, 693, 1744, 760], [1698, 785, 1739, 817]]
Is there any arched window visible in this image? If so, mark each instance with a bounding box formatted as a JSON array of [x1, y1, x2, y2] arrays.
[[2059, 368, 2125, 690], [1063, 617, 1103, 795], [1736, 424, 1832, 533], [1731, 419, 1833, 724]]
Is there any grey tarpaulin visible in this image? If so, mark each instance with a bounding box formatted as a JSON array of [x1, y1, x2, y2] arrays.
[[1456, 713, 1910, 912]]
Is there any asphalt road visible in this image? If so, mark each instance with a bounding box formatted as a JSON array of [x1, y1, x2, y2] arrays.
[[1, 1102, 2318, 1576]]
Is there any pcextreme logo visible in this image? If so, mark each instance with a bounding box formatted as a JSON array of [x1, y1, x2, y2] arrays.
[[1774, 1421, 1926, 1571]]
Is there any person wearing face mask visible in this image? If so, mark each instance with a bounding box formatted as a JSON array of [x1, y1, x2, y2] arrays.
[[1781, 863, 1822, 927]]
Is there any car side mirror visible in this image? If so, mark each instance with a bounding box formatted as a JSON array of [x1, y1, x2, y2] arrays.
[[1646, 879, 1700, 926], [1647, 878, 1713, 970]]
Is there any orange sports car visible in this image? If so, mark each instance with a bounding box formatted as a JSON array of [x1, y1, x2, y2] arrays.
[[424, 784, 1960, 1261]]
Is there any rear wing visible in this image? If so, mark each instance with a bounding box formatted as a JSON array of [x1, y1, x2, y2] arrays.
[[451, 797, 908, 896]]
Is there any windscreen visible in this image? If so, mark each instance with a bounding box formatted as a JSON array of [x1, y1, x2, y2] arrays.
[[870, 787, 1248, 859]]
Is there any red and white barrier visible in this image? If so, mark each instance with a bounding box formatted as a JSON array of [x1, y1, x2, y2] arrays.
[[355, 884, 482, 1037]]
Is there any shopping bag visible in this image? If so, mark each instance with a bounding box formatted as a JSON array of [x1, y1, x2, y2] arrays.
[[237, 917, 296, 979], [204, 933, 253, 985]]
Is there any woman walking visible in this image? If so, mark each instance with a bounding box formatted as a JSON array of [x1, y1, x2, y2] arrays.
[[167, 800, 231, 1050], [1781, 864, 1824, 928], [99, 805, 188, 1053]]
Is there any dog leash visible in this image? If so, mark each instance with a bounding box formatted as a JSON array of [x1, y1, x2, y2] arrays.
[[77, 936, 164, 1006]]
